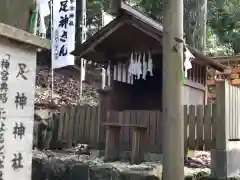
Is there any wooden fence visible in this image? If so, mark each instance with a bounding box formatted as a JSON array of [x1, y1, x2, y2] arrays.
[[105, 110, 162, 152], [55, 104, 217, 153], [184, 104, 216, 152], [105, 105, 216, 153], [57, 105, 99, 148]]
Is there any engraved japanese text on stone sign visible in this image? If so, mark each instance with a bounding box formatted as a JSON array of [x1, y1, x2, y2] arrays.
[[0, 54, 10, 104], [0, 108, 6, 180], [0, 53, 10, 180], [0, 50, 36, 180]]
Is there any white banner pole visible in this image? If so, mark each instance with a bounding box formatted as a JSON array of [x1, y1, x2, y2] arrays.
[[80, 0, 87, 102], [51, 0, 54, 99]]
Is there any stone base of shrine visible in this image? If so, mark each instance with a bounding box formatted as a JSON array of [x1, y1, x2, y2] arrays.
[[32, 149, 212, 180], [211, 149, 240, 178], [90, 149, 163, 162]]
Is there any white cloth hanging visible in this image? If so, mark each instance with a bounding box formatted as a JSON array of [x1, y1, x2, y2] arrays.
[[136, 52, 142, 79], [107, 62, 110, 76], [101, 68, 106, 89], [133, 52, 138, 77], [106, 61, 111, 86], [128, 52, 134, 75], [184, 47, 194, 77], [147, 51, 153, 76], [142, 52, 147, 80]]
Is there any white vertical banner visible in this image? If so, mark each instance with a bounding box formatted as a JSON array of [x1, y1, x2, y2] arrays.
[[0, 50, 36, 180], [52, 0, 76, 69], [37, 0, 50, 37]]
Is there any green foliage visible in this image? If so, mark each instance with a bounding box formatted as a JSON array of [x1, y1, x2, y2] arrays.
[[206, 26, 232, 56], [86, 0, 106, 36], [208, 0, 240, 54], [133, 0, 164, 21], [132, 0, 240, 55]]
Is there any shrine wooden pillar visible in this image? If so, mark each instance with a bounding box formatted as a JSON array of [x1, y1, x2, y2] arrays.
[[97, 88, 112, 149]]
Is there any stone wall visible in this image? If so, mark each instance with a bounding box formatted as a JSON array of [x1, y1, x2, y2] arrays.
[[32, 150, 213, 180]]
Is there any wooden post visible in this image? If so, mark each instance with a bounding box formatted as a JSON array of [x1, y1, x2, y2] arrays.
[[162, 0, 184, 179], [211, 80, 230, 178], [97, 89, 112, 149], [215, 80, 229, 150], [104, 126, 121, 161], [131, 127, 146, 164]]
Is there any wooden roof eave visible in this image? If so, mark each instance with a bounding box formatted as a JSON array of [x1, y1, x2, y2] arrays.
[[72, 32, 227, 72], [212, 55, 240, 64], [187, 46, 227, 72], [71, 17, 124, 57], [126, 17, 162, 43], [72, 20, 163, 55], [71, 18, 163, 64]]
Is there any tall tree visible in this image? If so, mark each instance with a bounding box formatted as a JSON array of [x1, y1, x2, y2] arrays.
[[133, 0, 208, 52], [86, 0, 111, 36], [184, 0, 207, 52]]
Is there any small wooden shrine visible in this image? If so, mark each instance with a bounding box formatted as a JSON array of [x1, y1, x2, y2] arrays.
[[71, 2, 227, 158], [72, 2, 225, 110]]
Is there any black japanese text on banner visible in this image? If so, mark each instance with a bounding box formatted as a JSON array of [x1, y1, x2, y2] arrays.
[[52, 0, 76, 69]]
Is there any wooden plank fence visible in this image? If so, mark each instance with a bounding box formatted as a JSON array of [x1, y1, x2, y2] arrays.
[[57, 105, 99, 148], [106, 104, 216, 153], [106, 110, 162, 152], [184, 104, 216, 153], [54, 104, 217, 152]]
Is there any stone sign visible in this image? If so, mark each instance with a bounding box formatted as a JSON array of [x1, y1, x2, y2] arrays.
[[0, 23, 50, 180]]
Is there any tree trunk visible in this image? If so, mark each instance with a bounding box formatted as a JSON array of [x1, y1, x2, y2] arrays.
[[184, 0, 207, 52]]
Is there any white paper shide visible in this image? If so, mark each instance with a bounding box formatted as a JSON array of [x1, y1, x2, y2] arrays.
[[52, 0, 76, 69], [0, 52, 36, 180]]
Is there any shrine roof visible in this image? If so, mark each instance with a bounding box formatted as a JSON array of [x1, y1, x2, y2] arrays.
[[71, 2, 226, 72]]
